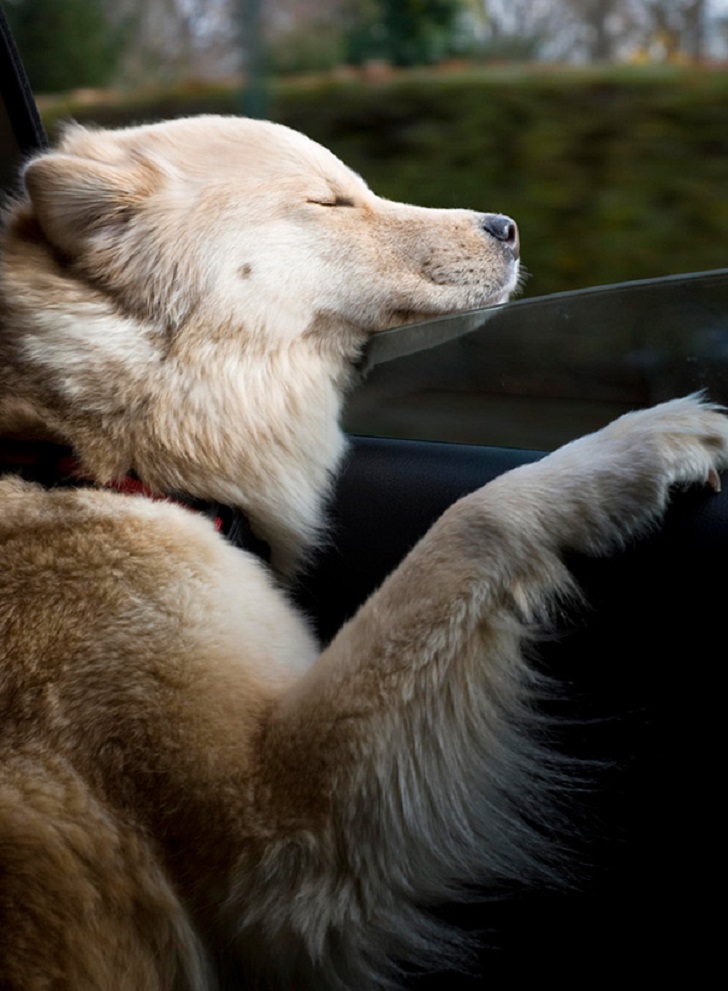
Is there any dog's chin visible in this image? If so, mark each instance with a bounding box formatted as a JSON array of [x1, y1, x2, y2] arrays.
[[384, 291, 513, 331], [380, 265, 521, 330]]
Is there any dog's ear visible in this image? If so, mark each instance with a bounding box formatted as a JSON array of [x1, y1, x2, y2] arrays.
[[22, 152, 160, 256]]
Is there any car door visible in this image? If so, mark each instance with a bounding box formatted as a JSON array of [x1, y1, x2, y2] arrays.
[[294, 273, 728, 976]]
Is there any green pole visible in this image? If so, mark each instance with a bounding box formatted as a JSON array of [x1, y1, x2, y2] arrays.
[[238, 0, 266, 119]]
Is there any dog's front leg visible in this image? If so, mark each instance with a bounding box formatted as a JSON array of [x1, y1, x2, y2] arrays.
[[241, 396, 728, 989]]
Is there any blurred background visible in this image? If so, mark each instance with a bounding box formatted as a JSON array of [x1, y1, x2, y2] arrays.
[[4, 0, 728, 300]]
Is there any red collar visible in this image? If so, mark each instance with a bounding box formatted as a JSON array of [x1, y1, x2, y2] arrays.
[[105, 473, 224, 532], [0, 436, 272, 562], [0, 436, 224, 531]]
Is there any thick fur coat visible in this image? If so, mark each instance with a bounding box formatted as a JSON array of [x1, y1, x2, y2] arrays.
[[0, 115, 726, 990]]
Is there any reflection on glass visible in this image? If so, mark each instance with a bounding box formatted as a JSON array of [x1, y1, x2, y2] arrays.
[[348, 270, 728, 451]]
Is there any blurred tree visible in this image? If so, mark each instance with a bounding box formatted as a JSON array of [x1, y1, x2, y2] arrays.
[[476, 0, 581, 60], [4, 0, 123, 93], [683, 0, 707, 58], [261, 0, 347, 76], [107, 0, 350, 85], [108, 0, 239, 84], [633, 0, 707, 60], [345, 0, 464, 66], [481, 0, 710, 63], [563, 0, 627, 60]]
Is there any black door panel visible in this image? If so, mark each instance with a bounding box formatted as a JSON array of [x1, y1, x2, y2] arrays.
[[297, 435, 724, 970]]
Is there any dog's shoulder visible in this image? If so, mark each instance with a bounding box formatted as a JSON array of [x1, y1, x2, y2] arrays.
[[0, 477, 318, 684]]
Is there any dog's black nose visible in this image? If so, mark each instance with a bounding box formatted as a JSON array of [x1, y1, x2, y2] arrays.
[[481, 214, 519, 257]]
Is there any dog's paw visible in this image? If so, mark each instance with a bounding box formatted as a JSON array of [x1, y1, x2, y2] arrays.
[[554, 394, 728, 552], [478, 394, 728, 560], [597, 393, 728, 492]]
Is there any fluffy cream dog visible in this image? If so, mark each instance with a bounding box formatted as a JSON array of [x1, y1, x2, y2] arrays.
[[0, 115, 725, 990]]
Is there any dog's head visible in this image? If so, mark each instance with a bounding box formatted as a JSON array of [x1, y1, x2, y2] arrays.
[[1, 116, 520, 571], [20, 115, 519, 339]]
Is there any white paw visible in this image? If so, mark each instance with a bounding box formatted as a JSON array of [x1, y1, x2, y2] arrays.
[[481, 394, 728, 560], [599, 393, 728, 493]]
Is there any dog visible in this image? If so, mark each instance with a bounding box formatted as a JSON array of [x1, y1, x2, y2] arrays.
[[0, 114, 726, 990]]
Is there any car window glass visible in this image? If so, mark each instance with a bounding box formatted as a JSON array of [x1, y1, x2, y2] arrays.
[[348, 269, 728, 450]]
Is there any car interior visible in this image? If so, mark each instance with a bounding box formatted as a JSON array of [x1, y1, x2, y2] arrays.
[[2, 7, 726, 977]]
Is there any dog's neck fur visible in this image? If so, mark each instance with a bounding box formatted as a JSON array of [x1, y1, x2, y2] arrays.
[[0, 218, 366, 576]]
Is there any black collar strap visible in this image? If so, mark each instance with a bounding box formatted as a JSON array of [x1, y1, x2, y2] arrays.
[[0, 437, 270, 563]]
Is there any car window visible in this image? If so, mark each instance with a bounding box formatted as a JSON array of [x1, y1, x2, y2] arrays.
[[348, 269, 728, 450]]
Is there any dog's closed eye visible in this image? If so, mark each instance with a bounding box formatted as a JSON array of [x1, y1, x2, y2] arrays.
[[307, 196, 356, 208]]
